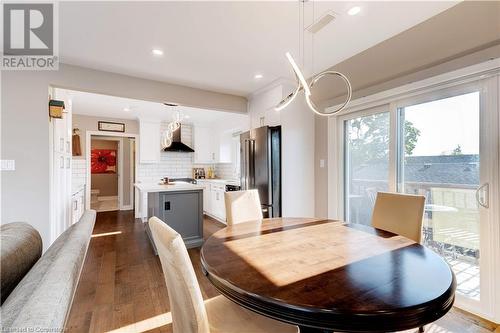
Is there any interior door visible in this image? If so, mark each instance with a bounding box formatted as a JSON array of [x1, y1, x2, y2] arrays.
[[396, 81, 498, 316]]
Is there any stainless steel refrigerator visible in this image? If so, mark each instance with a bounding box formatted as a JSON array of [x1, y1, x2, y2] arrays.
[[240, 126, 281, 218]]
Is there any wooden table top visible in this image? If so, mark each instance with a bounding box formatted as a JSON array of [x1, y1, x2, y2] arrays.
[[200, 218, 456, 332]]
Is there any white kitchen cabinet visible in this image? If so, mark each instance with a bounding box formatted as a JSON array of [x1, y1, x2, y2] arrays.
[[193, 126, 215, 163], [72, 187, 85, 224], [194, 125, 236, 164], [210, 183, 226, 221], [50, 98, 73, 244], [216, 132, 232, 163], [198, 180, 226, 223], [139, 120, 160, 163], [198, 180, 212, 213]]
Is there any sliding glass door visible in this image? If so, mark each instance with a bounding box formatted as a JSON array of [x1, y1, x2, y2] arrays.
[[339, 78, 499, 318], [398, 91, 483, 303], [344, 109, 390, 225]]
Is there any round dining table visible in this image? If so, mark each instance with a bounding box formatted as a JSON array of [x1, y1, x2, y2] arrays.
[[200, 218, 456, 333]]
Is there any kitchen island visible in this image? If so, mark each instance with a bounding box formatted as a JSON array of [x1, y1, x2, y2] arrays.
[[135, 183, 204, 249]]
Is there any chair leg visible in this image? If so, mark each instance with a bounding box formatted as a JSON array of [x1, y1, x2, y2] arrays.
[[418, 326, 425, 332]]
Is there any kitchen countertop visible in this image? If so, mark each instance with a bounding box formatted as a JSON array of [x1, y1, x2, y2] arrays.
[[196, 179, 240, 185], [134, 182, 204, 193]]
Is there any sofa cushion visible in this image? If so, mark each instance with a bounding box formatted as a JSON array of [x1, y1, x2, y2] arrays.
[[0, 222, 42, 304], [1, 210, 96, 331]]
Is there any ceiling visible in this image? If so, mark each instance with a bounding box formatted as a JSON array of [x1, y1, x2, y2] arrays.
[[59, 1, 458, 97], [56, 88, 249, 126]]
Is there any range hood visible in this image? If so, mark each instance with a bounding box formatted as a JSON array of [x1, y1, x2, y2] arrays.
[[163, 126, 194, 152]]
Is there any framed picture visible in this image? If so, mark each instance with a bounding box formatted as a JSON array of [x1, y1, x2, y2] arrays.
[[98, 121, 125, 132], [91, 149, 117, 174]]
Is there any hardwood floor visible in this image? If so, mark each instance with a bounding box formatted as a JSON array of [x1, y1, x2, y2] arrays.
[[66, 211, 498, 333]]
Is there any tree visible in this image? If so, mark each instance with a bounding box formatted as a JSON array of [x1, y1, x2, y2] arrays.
[[452, 144, 462, 155], [404, 120, 420, 156], [347, 113, 420, 167]]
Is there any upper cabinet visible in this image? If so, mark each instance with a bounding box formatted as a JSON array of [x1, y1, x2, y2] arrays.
[[216, 131, 233, 164], [139, 120, 160, 163], [194, 125, 237, 164], [193, 125, 215, 163]]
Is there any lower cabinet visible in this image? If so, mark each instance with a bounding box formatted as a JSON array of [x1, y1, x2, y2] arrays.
[[147, 190, 204, 249], [211, 185, 226, 222], [198, 180, 226, 223], [72, 187, 85, 224]]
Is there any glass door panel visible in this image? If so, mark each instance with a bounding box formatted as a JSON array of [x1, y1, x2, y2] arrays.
[[344, 112, 390, 225], [398, 91, 481, 301]]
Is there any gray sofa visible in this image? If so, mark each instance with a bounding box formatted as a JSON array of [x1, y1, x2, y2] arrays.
[[1, 210, 96, 331]]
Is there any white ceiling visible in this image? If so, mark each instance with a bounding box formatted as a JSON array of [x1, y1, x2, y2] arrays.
[[59, 1, 458, 96], [56, 88, 249, 126]]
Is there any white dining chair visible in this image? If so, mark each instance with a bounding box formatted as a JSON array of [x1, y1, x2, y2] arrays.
[[224, 189, 263, 226], [371, 191, 426, 243], [148, 216, 298, 333]]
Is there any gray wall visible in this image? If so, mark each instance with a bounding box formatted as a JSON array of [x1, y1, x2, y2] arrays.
[[1, 63, 246, 250]]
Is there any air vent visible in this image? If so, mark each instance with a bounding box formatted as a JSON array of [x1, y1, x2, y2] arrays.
[[306, 11, 336, 34]]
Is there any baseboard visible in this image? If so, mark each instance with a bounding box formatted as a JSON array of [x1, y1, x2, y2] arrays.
[[203, 212, 227, 225]]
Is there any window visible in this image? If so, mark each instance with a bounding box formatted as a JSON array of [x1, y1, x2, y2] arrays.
[[344, 111, 390, 225]]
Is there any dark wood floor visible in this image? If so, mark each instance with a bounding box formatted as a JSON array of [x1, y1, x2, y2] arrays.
[[66, 211, 498, 333]]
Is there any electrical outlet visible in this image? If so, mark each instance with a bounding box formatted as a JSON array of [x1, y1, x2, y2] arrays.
[[1, 160, 15, 171], [319, 159, 325, 168]]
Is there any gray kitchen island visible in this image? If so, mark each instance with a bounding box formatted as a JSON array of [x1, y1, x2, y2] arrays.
[[135, 183, 204, 250]]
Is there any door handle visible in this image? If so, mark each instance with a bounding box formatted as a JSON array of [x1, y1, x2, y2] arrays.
[[245, 139, 255, 189], [475, 183, 489, 209], [244, 139, 251, 190]]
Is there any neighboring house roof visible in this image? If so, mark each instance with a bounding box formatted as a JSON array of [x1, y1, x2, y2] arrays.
[[352, 154, 479, 185]]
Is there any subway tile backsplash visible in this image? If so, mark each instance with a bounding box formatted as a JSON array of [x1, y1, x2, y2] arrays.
[[137, 151, 196, 183], [137, 122, 238, 183], [75, 122, 239, 187], [215, 163, 239, 180], [72, 158, 87, 187]]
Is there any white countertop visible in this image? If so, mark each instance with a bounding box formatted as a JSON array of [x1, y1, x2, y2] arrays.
[[134, 182, 204, 193], [196, 179, 240, 185]]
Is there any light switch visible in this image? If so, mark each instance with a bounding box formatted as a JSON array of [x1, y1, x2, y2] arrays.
[[319, 159, 325, 168], [1, 160, 15, 171]]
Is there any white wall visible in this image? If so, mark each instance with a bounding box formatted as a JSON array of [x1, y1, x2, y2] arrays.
[[248, 83, 315, 217], [1, 64, 246, 250]]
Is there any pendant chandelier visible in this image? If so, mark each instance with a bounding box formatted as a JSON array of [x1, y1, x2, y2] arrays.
[[161, 104, 182, 149], [275, 1, 352, 116]]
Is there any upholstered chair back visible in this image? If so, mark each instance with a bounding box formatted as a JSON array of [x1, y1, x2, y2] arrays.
[[371, 192, 426, 243], [224, 190, 263, 226], [149, 217, 210, 333]]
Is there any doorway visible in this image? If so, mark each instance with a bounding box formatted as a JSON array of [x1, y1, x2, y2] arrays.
[[90, 136, 120, 212], [87, 134, 136, 212]]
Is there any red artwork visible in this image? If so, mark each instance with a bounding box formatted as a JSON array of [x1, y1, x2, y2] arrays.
[[91, 149, 117, 174]]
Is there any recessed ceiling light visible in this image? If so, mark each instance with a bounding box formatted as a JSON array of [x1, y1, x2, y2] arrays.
[[348, 6, 361, 16], [254, 74, 263, 79], [123, 107, 131, 112], [152, 49, 164, 56]]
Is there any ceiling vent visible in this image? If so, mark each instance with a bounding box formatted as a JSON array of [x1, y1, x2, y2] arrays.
[[306, 11, 336, 34]]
